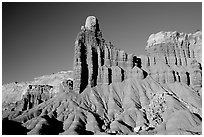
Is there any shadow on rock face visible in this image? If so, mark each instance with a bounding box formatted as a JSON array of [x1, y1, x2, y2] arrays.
[[74, 128, 94, 135], [2, 118, 28, 135], [134, 57, 142, 68], [143, 70, 148, 78], [36, 115, 64, 135]]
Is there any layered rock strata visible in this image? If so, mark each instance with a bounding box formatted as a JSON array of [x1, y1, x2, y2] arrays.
[[2, 71, 74, 111], [73, 16, 144, 93], [143, 31, 202, 91], [2, 16, 202, 135], [73, 17, 201, 94]]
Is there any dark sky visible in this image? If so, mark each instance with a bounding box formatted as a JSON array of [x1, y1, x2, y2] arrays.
[[2, 2, 202, 84]]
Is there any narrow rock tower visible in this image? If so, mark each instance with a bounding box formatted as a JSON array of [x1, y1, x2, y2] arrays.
[[73, 16, 202, 94], [73, 16, 141, 94], [73, 16, 102, 93]]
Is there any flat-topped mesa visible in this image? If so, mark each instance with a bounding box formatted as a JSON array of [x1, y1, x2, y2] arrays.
[[146, 31, 202, 65], [73, 16, 202, 94], [73, 16, 143, 93], [144, 31, 202, 91]]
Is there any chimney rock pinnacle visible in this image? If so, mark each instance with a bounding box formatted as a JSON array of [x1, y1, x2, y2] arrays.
[[85, 16, 99, 32]]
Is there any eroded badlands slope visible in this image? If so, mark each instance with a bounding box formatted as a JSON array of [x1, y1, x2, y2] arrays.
[[2, 16, 202, 135]]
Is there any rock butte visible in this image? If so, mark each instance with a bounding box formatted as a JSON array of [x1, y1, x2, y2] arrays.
[[2, 16, 202, 135], [73, 16, 202, 93]]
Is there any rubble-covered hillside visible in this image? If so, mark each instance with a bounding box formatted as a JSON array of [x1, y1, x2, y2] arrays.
[[2, 16, 202, 135]]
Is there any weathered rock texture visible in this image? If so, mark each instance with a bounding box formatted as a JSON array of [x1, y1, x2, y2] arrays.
[[2, 16, 202, 135], [73, 18, 201, 94], [73, 16, 144, 93], [2, 71, 73, 106], [144, 31, 202, 91]]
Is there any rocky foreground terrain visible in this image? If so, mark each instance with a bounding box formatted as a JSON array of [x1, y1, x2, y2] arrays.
[[2, 16, 202, 135]]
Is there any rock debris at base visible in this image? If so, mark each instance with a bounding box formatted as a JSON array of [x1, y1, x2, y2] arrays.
[[2, 16, 202, 135]]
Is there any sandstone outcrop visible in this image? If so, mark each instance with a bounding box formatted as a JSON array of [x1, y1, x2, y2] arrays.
[[73, 17, 145, 93], [73, 17, 201, 94], [2, 16, 202, 135], [2, 71, 73, 106], [144, 31, 202, 91]]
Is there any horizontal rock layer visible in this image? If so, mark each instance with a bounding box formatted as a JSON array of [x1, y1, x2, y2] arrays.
[[2, 16, 202, 135], [2, 71, 73, 105], [143, 31, 202, 90], [73, 26, 202, 93]]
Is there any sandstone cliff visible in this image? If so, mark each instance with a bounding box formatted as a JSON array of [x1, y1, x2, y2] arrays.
[[2, 16, 202, 135], [2, 71, 73, 105]]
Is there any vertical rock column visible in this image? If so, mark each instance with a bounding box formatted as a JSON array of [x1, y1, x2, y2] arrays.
[[111, 47, 118, 66], [73, 33, 87, 93], [178, 35, 188, 66], [85, 31, 95, 87], [111, 66, 123, 82], [188, 31, 202, 64], [126, 54, 134, 79], [104, 45, 111, 67], [175, 44, 182, 66], [168, 43, 177, 65], [84, 16, 100, 88], [190, 69, 202, 90], [117, 50, 127, 69], [73, 16, 101, 93]]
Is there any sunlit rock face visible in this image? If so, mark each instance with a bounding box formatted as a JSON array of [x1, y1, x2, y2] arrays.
[[73, 16, 145, 94], [85, 16, 99, 32], [2, 16, 202, 135], [145, 31, 202, 91]]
